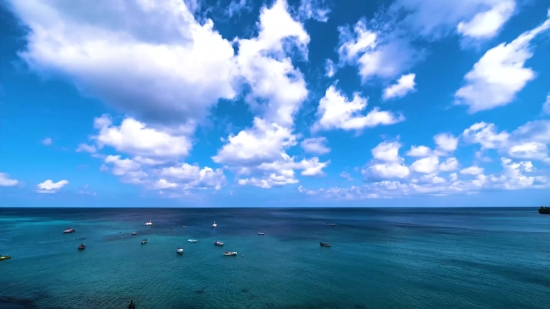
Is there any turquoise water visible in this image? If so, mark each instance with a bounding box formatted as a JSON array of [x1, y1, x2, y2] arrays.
[[0, 207, 549, 308]]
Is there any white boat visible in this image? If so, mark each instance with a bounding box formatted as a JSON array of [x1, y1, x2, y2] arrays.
[[188, 239, 197, 243], [212, 221, 217, 228], [63, 228, 75, 234], [214, 241, 224, 246], [176, 247, 183, 255], [258, 232, 265, 235], [145, 220, 152, 226], [223, 252, 237, 256]]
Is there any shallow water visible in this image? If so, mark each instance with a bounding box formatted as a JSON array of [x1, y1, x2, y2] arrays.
[[0, 207, 548, 309]]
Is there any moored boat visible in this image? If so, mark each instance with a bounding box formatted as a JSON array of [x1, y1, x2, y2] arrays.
[[78, 244, 86, 250], [212, 221, 217, 228], [176, 247, 183, 255], [258, 232, 265, 235], [327, 223, 337, 226], [188, 239, 197, 243], [132, 232, 136, 236], [0, 255, 11, 260], [539, 206, 550, 214], [214, 241, 224, 246], [223, 252, 237, 256], [141, 239, 147, 245], [145, 220, 153, 226], [63, 228, 75, 234], [320, 242, 331, 247]]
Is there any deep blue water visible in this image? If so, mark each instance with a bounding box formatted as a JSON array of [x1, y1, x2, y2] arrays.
[[0, 207, 549, 309]]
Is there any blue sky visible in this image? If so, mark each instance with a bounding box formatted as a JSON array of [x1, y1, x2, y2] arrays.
[[1, 0, 550, 207]]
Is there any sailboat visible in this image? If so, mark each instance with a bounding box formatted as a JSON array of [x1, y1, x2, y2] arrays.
[[145, 219, 152, 226], [212, 221, 217, 228]]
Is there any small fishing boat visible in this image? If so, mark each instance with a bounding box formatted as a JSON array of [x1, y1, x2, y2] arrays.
[[258, 232, 265, 235], [145, 220, 152, 226], [132, 232, 136, 236], [63, 228, 75, 234], [182, 226, 186, 228], [188, 239, 198, 243], [0, 255, 11, 260], [141, 239, 147, 245], [176, 247, 183, 255], [169, 228, 173, 232], [327, 223, 337, 226], [214, 241, 224, 246], [212, 221, 217, 228], [320, 242, 331, 247], [78, 244, 86, 250], [223, 252, 237, 256]]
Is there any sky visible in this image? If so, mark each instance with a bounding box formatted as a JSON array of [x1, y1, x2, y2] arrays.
[[1, 0, 549, 207]]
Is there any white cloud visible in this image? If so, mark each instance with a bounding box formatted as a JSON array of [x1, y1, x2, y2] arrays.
[[225, 0, 252, 18], [213, 118, 297, 166], [340, 172, 354, 181], [42, 137, 52, 146], [382, 73, 416, 100], [159, 163, 226, 190], [455, 14, 550, 113], [507, 142, 548, 161], [456, 1, 516, 39], [236, 0, 310, 128], [92, 115, 192, 159], [325, 59, 336, 77], [460, 166, 484, 176], [371, 141, 403, 163], [104, 155, 147, 184], [406, 145, 433, 157], [439, 157, 459, 172], [76, 143, 97, 153], [0, 173, 18, 186], [410, 156, 439, 174], [543, 94, 550, 115], [301, 137, 331, 155], [434, 133, 458, 153], [298, 0, 331, 22], [37, 179, 69, 193], [312, 85, 404, 132], [462, 122, 509, 149], [10, 0, 238, 125], [393, 0, 517, 40], [337, 18, 419, 82]]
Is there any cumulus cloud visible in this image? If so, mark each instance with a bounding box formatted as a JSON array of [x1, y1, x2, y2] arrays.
[[543, 94, 550, 115], [92, 115, 192, 159], [455, 13, 550, 113], [37, 179, 69, 193], [312, 85, 404, 132], [456, 1, 516, 39], [439, 157, 459, 172], [301, 137, 331, 155], [159, 163, 226, 190], [0, 173, 18, 186], [460, 166, 484, 176], [382, 73, 416, 100], [9, 0, 238, 125], [76, 143, 97, 153], [298, 0, 331, 22], [410, 156, 439, 174], [434, 133, 458, 153], [362, 141, 410, 180]]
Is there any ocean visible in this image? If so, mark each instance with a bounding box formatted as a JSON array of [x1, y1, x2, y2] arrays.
[[0, 207, 548, 309]]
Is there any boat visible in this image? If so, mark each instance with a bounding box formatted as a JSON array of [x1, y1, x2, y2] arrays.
[[214, 241, 224, 246], [132, 232, 136, 236], [145, 220, 152, 226], [182, 226, 186, 228], [539, 206, 550, 214], [258, 232, 265, 235], [212, 221, 217, 228], [63, 228, 75, 234], [188, 239, 198, 243], [223, 252, 237, 256], [320, 242, 331, 247], [141, 239, 147, 245], [78, 244, 86, 250], [327, 223, 337, 226], [169, 228, 173, 232], [176, 247, 183, 255], [0, 255, 11, 260]]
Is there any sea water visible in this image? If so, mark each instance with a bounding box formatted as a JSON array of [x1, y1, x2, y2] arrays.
[[0, 207, 549, 309]]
